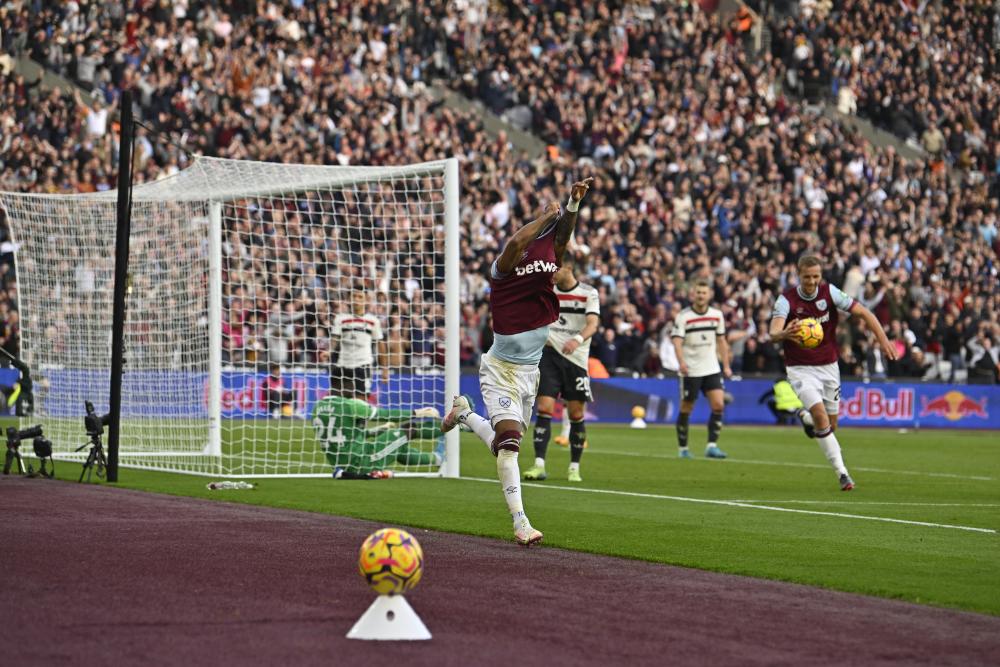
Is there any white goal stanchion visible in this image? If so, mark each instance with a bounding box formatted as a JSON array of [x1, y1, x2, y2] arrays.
[[0, 157, 461, 478]]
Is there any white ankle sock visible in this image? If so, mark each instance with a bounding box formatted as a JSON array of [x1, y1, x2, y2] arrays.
[[534, 457, 545, 468], [460, 411, 496, 452], [817, 432, 848, 476], [568, 462, 580, 472], [497, 449, 526, 521]]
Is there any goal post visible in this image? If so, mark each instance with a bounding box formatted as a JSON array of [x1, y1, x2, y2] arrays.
[[0, 156, 461, 479]]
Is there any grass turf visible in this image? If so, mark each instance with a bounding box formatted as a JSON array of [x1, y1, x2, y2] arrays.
[[6, 419, 998, 615]]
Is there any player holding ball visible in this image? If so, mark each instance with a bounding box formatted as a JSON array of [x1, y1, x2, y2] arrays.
[[769, 254, 897, 491]]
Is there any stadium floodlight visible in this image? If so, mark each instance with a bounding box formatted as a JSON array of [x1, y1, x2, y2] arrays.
[[0, 157, 461, 478]]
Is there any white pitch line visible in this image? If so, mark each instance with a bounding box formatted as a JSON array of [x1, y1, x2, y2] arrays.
[[728, 500, 1000, 508], [460, 476, 997, 534], [583, 449, 995, 481]]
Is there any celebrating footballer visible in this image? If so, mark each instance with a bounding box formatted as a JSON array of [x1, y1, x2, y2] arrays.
[[441, 176, 593, 546]]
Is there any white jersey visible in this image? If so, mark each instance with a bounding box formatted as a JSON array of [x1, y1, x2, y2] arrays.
[[670, 306, 726, 377], [331, 312, 383, 368], [547, 281, 600, 370]]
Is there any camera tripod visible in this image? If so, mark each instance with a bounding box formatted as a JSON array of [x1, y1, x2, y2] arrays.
[[3, 444, 25, 475], [75, 432, 108, 483]]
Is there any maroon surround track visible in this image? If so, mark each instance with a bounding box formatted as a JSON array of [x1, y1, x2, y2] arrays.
[[2, 478, 998, 666]]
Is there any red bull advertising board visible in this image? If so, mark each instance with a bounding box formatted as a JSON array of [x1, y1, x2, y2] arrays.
[[1, 368, 995, 429]]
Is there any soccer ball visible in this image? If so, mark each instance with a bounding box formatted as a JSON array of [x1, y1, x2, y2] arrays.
[[631, 405, 646, 419], [798, 318, 824, 349], [358, 528, 424, 595]]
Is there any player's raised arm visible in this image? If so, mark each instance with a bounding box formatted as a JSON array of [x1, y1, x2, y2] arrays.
[[495, 201, 562, 275], [554, 177, 593, 263], [848, 301, 898, 361]]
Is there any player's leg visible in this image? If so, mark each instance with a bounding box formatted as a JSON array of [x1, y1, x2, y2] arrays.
[[566, 400, 587, 481], [555, 403, 571, 446], [495, 410, 542, 546], [404, 420, 448, 467], [704, 379, 727, 459], [563, 359, 591, 481], [790, 366, 850, 489], [357, 366, 372, 401], [441, 357, 498, 448], [459, 353, 542, 544], [676, 376, 698, 458], [381, 429, 438, 467], [503, 364, 544, 545], [526, 394, 554, 480], [526, 348, 560, 480], [821, 372, 851, 489], [329, 367, 346, 399], [797, 406, 817, 438], [324, 437, 370, 478]]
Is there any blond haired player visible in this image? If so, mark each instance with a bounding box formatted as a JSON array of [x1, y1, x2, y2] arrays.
[[770, 254, 896, 490], [671, 277, 732, 459], [441, 177, 593, 546]]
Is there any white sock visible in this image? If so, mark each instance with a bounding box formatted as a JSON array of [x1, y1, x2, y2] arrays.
[[817, 432, 848, 476], [560, 409, 570, 438], [459, 411, 496, 452], [534, 457, 546, 469], [568, 462, 580, 472], [497, 449, 527, 524]]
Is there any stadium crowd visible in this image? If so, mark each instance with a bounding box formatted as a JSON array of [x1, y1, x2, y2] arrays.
[[772, 0, 1000, 177], [0, 0, 997, 384]]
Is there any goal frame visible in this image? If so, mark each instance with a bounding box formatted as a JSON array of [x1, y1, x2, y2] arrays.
[[0, 156, 462, 479]]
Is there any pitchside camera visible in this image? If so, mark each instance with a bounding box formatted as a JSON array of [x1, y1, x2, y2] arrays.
[[84, 401, 111, 438], [77, 400, 110, 482], [7, 424, 43, 448], [4, 424, 45, 475], [33, 436, 52, 459]]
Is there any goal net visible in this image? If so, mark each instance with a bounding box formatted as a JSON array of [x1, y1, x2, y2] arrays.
[[0, 157, 460, 478]]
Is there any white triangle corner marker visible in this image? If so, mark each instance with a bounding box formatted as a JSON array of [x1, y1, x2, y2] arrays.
[[347, 595, 432, 641]]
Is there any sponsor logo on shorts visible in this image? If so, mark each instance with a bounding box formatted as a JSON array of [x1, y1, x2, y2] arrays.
[[499, 396, 512, 408]]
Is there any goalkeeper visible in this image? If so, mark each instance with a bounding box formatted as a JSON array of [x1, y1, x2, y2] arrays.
[[312, 394, 442, 479]]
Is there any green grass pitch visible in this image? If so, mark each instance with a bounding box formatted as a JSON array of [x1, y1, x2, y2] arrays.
[[10, 419, 999, 615]]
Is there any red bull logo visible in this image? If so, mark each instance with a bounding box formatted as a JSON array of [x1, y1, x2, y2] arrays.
[[839, 388, 914, 420], [919, 390, 989, 421]]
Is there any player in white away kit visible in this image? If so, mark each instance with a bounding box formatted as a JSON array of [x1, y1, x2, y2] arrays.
[[524, 258, 600, 482], [441, 177, 593, 546], [328, 291, 386, 400], [671, 278, 732, 459], [770, 254, 896, 490]]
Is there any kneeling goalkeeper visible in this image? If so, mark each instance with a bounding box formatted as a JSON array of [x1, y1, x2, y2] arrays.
[[312, 394, 442, 479]]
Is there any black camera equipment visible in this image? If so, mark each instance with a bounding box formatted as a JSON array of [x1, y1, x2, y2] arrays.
[[26, 435, 54, 479], [76, 401, 110, 483], [4, 424, 44, 475]]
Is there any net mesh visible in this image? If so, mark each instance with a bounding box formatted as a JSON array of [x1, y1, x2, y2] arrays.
[[0, 156, 454, 477]]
